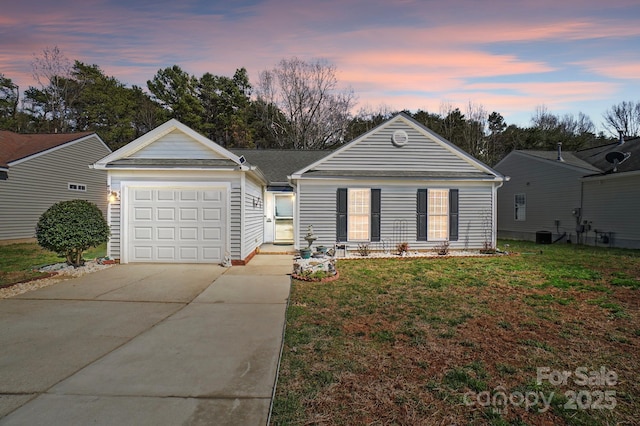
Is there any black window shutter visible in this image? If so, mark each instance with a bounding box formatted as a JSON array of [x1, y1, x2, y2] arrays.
[[336, 188, 348, 242], [417, 189, 427, 241], [371, 189, 381, 242], [449, 189, 459, 241]]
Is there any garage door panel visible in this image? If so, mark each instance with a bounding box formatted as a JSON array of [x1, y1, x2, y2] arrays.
[[180, 191, 198, 201], [157, 246, 176, 260], [179, 208, 198, 221], [203, 247, 221, 260], [157, 208, 175, 221], [202, 208, 221, 221], [157, 190, 175, 201], [203, 191, 222, 201], [203, 228, 221, 240], [157, 227, 175, 240], [180, 228, 198, 240], [134, 227, 153, 240], [134, 207, 153, 221], [134, 246, 153, 260], [179, 247, 198, 260], [134, 190, 153, 201], [127, 187, 226, 263]]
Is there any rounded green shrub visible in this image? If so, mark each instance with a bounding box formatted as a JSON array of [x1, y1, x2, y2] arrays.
[[36, 199, 110, 267]]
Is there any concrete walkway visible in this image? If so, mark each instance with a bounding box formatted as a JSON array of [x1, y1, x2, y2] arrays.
[[0, 255, 292, 426]]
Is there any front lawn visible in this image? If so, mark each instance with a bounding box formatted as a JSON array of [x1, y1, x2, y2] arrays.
[[271, 241, 640, 425], [0, 242, 107, 287]]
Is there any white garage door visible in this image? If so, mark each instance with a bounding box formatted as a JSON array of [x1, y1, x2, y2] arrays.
[[126, 187, 226, 263]]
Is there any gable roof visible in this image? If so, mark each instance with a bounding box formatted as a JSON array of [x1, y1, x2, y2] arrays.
[[501, 137, 639, 177], [93, 119, 244, 170], [231, 149, 329, 186], [0, 130, 95, 168], [506, 150, 602, 173], [292, 113, 504, 181], [575, 137, 639, 174]]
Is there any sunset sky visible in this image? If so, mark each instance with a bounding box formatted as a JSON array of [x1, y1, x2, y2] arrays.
[[2, 0, 639, 132]]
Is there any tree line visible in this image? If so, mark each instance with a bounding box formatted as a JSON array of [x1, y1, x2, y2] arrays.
[[1, 46, 638, 166]]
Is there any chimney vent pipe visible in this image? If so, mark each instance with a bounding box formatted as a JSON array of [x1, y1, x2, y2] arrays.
[[557, 142, 565, 162]]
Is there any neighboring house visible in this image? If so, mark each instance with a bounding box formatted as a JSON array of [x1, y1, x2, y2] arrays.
[[495, 137, 640, 249], [0, 131, 112, 241], [93, 114, 506, 264]]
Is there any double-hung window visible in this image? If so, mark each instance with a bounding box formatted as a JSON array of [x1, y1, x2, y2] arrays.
[[336, 188, 381, 242], [428, 189, 449, 240], [348, 189, 370, 241], [417, 188, 459, 241]]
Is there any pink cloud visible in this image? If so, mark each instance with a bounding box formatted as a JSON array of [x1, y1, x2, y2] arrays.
[[577, 60, 640, 80], [1, 0, 638, 130]]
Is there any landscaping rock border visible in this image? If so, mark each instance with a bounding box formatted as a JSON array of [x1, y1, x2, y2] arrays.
[[0, 260, 114, 299]]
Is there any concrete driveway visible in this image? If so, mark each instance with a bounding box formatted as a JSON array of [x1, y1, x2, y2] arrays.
[[0, 255, 292, 426]]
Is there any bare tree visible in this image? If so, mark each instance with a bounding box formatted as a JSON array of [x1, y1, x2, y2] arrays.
[[30, 46, 76, 132], [463, 101, 488, 160], [531, 105, 558, 131], [602, 101, 640, 137], [256, 57, 356, 149]]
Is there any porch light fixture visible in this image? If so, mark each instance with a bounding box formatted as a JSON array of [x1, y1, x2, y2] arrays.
[[108, 190, 120, 203]]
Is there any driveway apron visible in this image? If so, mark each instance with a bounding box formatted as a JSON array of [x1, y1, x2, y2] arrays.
[[0, 255, 292, 426]]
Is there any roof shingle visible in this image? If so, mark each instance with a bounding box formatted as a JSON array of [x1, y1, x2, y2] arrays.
[[0, 130, 94, 168]]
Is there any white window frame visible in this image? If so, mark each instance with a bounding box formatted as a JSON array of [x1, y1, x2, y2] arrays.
[[428, 189, 449, 241], [68, 183, 87, 192], [347, 188, 370, 241], [515, 193, 526, 221]]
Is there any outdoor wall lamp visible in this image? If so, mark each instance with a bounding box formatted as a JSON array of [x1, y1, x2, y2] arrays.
[[108, 190, 120, 203]]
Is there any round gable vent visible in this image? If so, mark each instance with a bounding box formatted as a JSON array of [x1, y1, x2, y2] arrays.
[[391, 130, 409, 147]]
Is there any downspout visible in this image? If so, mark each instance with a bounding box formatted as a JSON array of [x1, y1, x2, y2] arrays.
[[106, 173, 112, 260], [289, 176, 300, 250], [493, 176, 508, 248], [579, 179, 585, 244], [240, 172, 246, 262]]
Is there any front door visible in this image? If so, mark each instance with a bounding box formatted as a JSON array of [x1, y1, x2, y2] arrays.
[[274, 194, 294, 243]]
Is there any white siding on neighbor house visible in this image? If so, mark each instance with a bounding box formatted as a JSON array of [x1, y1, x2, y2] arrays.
[[107, 170, 242, 261], [129, 129, 228, 159], [0, 135, 111, 240], [582, 173, 640, 249], [313, 121, 483, 173], [297, 180, 495, 251], [495, 153, 587, 242], [242, 175, 264, 259]]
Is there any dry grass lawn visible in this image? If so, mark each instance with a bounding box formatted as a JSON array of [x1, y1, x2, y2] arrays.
[[271, 240, 639, 425]]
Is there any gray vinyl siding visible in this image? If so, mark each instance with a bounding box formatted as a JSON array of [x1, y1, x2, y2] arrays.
[[495, 152, 587, 242], [129, 129, 227, 159], [313, 121, 482, 173], [242, 175, 264, 259], [0, 135, 110, 240], [230, 182, 241, 260], [108, 171, 243, 261], [108, 201, 121, 259], [582, 174, 640, 249], [297, 180, 494, 251]]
